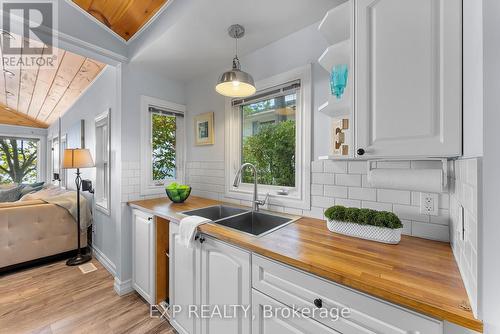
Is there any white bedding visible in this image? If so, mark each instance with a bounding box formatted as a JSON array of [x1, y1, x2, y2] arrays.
[[20, 187, 92, 230]]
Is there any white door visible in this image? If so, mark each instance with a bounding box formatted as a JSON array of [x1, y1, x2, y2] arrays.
[[200, 236, 251, 334], [252, 290, 340, 334], [355, 0, 462, 158], [132, 210, 155, 304], [170, 222, 201, 334]]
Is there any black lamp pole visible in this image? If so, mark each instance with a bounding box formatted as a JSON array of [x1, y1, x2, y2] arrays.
[[66, 168, 92, 266]]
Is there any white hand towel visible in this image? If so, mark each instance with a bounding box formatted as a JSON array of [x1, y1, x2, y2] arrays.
[[179, 215, 211, 248]]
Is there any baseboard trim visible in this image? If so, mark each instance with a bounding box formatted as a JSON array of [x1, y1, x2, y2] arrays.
[[91, 246, 116, 277], [114, 277, 134, 296]]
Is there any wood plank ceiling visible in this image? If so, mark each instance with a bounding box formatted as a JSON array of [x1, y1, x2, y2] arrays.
[[0, 35, 105, 128], [72, 0, 168, 41]]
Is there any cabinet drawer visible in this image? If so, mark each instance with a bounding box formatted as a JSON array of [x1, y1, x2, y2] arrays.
[[252, 289, 340, 334], [252, 254, 443, 334]]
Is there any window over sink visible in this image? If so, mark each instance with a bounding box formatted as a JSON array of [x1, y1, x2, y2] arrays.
[[225, 65, 312, 209]]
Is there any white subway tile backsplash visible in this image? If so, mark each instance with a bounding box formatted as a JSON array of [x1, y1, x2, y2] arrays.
[[348, 161, 367, 174], [430, 209, 450, 225], [311, 196, 335, 209], [361, 201, 392, 212], [410, 160, 443, 169], [393, 204, 430, 223], [311, 160, 324, 173], [377, 189, 411, 205], [324, 160, 348, 173], [335, 198, 361, 208], [335, 174, 361, 187], [312, 173, 335, 185], [376, 161, 411, 169], [348, 187, 376, 201], [324, 185, 348, 198], [311, 184, 324, 196], [412, 222, 450, 241], [401, 220, 412, 235]]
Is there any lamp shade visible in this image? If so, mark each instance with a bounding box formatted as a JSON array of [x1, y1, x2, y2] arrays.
[[63, 148, 94, 169], [215, 69, 256, 98]]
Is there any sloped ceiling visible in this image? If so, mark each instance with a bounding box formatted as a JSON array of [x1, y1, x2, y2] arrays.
[[0, 35, 105, 128], [72, 0, 168, 41]]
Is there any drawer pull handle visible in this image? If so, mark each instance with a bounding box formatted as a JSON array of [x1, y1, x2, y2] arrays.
[[313, 298, 323, 308], [148, 217, 152, 221], [199, 237, 206, 243]]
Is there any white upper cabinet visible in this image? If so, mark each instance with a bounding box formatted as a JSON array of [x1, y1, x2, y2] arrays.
[[355, 0, 462, 158]]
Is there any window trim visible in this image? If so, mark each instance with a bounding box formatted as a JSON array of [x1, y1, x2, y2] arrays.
[[225, 65, 312, 210], [140, 95, 186, 196], [60, 134, 67, 189], [95, 109, 111, 215]]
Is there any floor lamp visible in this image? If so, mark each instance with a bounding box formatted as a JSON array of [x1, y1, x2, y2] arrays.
[[63, 148, 95, 266]]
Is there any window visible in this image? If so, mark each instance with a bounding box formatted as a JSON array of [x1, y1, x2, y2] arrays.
[[95, 110, 111, 214], [51, 136, 59, 182], [140, 96, 185, 195], [0, 136, 40, 184], [226, 66, 311, 209], [60, 135, 67, 188]]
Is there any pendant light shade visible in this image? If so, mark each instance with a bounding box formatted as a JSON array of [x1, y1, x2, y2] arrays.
[[216, 25, 256, 98]]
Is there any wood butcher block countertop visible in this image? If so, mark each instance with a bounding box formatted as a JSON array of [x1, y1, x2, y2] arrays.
[[129, 196, 483, 332]]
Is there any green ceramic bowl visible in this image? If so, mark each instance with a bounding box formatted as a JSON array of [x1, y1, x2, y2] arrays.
[[165, 186, 191, 203]]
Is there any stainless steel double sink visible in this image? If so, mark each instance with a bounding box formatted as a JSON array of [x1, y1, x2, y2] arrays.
[[181, 205, 298, 237]]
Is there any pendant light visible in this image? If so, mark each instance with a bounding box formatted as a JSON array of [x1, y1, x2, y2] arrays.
[[216, 24, 256, 98]]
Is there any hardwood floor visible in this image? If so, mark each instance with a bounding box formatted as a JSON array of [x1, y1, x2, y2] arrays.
[[0, 259, 175, 334]]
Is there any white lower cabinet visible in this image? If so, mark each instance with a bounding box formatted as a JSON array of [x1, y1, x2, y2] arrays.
[[252, 254, 443, 334], [169, 222, 251, 334], [252, 289, 340, 334], [132, 209, 155, 304]]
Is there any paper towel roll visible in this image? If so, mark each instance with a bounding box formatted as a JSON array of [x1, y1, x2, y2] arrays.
[[367, 168, 443, 193]]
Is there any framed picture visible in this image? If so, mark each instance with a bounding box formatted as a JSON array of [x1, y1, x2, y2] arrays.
[[194, 112, 214, 145]]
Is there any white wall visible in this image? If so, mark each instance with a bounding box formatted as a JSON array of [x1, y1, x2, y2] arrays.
[[185, 22, 330, 161], [47, 66, 120, 275], [117, 62, 186, 290], [481, 0, 500, 331], [0, 124, 48, 183]]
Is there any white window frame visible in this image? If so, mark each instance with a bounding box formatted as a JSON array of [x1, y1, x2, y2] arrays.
[[60, 134, 67, 188], [95, 109, 111, 215], [51, 135, 59, 183], [140, 95, 186, 196], [225, 64, 312, 210]]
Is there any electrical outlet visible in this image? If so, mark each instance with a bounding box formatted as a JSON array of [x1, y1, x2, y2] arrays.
[[420, 193, 439, 216]]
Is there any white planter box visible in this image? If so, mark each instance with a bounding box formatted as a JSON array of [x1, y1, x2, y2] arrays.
[[327, 219, 402, 244]]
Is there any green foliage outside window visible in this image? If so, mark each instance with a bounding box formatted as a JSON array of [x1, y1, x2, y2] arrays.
[[242, 120, 296, 187], [0, 138, 38, 184], [152, 114, 177, 180]]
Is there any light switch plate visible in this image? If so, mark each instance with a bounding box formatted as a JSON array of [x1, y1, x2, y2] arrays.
[[420, 193, 439, 216]]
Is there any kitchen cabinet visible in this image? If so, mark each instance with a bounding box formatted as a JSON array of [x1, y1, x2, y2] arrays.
[[252, 289, 340, 334], [200, 236, 251, 334], [318, 0, 462, 159], [169, 223, 251, 334], [354, 0, 462, 158], [170, 222, 201, 334], [132, 209, 155, 304]]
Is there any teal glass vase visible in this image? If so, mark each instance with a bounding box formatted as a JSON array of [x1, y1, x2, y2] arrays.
[[330, 64, 348, 99]]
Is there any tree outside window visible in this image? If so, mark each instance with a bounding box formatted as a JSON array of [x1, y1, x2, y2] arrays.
[[241, 93, 297, 187], [152, 113, 177, 180], [0, 137, 38, 184]]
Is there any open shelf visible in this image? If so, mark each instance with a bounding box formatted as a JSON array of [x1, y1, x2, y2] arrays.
[[318, 40, 351, 73], [318, 1, 351, 45]]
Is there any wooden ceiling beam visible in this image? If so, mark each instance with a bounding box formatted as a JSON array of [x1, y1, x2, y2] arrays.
[[0, 104, 48, 128]]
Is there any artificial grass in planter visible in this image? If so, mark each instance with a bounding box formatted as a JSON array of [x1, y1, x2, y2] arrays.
[[324, 205, 403, 229]]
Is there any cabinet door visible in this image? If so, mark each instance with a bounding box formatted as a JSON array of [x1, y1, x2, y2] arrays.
[[169, 222, 201, 334], [355, 0, 462, 158], [252, 289, 340, 334], [132, 210, 155, 304], [201, 237, 251, 334]]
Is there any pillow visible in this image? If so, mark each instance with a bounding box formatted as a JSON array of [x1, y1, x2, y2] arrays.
[[19, 184, 43, 198], [0, 186, 23, 203], [21, 181, 44, 188]]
